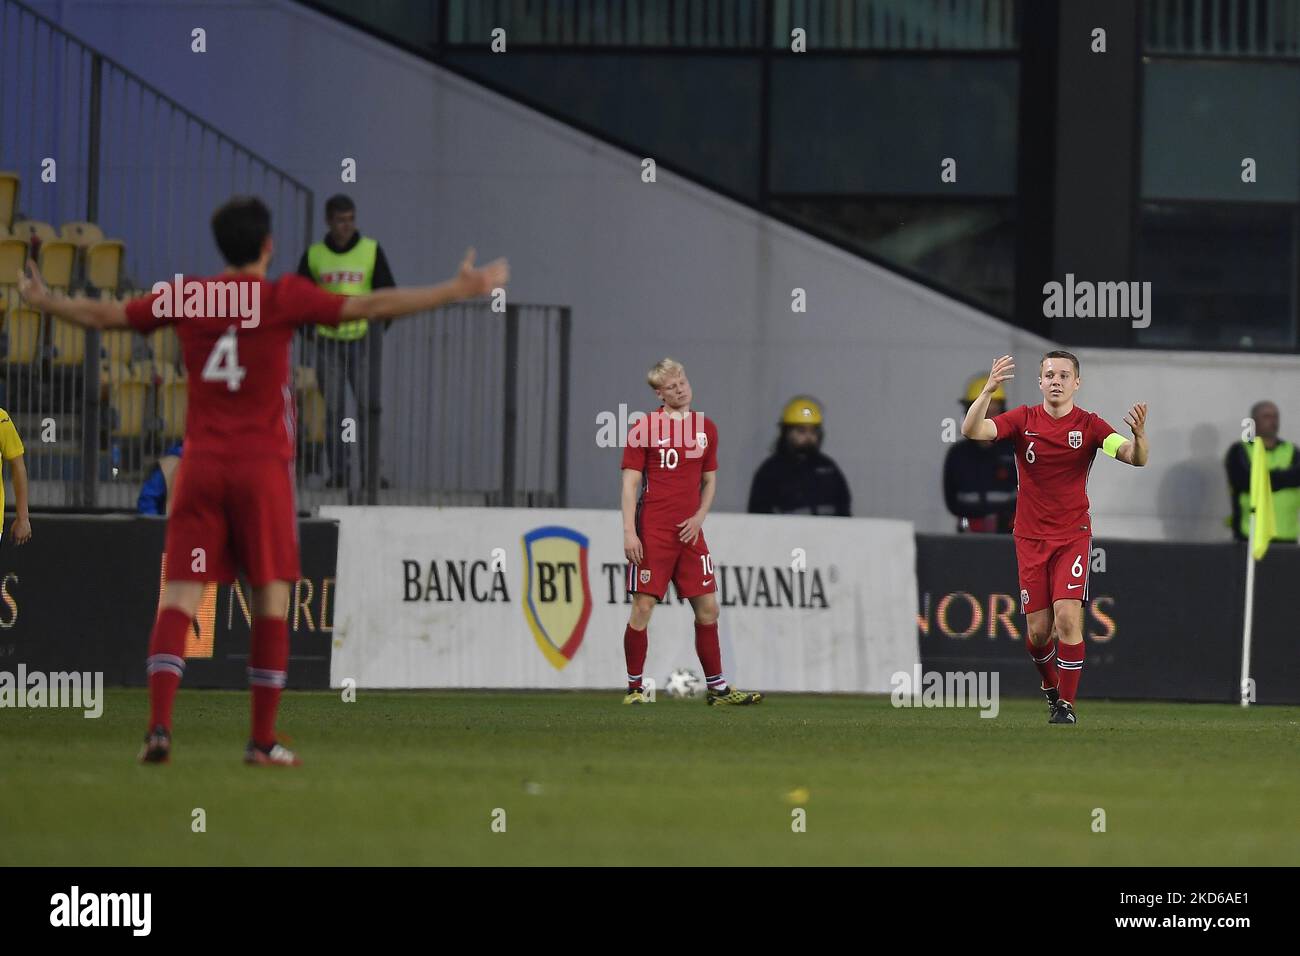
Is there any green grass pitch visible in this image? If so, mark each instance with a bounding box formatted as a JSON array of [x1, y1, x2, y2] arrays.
[[3, 690, 1298, 865]]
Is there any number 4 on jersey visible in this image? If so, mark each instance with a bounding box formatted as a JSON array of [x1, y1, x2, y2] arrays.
[[202, 326, 247, 391]]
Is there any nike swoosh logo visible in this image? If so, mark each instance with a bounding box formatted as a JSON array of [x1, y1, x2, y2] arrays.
[[1024, 431, 1038, 436], [1067, 584, 1083, 590], [657, 438, 670, 445], [702, 578, 713, 585]]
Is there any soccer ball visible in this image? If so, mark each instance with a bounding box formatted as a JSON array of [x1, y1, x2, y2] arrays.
[[665, 668, 703, 699]]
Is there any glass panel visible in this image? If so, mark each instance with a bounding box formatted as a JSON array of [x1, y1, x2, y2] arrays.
[[1143, 60, 1298, 203], [769, 57, 1019, 196], [770, 197, 1016, 314], [1135, 202, 1295, 349]]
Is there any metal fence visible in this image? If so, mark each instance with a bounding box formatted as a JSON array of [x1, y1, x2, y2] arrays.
[[309, 0, 1021, 51], [295, 302, 571, 509], [0, 0, 313, 509], [1146, 0, 1300, 57], [1, 0, 572, 511]]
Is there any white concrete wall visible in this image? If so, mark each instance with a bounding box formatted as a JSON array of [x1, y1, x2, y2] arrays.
[[31, 0, 1300, 540]]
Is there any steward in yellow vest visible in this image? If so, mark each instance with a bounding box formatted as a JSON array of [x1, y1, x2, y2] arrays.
[[295, 195, 395, 489], [1225, 401, 1300, 541]]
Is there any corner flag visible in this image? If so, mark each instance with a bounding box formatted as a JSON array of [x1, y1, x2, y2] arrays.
[[1249, 437, 1275, 560]]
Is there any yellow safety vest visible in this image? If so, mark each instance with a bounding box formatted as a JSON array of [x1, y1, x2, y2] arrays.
[[307, 236, 377, 340], [1237, 440, 1300, 540]]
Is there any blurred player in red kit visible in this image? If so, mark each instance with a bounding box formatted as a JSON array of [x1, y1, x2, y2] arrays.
[[19, 196, 507, 764], [961, 350, 1148, 724], [620, 358, 762, 706]]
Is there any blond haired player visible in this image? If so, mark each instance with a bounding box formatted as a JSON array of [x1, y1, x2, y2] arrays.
[[619, 358, 762, 706]]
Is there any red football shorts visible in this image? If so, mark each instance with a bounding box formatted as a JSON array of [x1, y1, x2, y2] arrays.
[[1014, 532, 1091, 614], [626, 524, 716, 601], [164, 453, 301, 587]]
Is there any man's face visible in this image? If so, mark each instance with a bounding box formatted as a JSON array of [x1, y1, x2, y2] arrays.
[[786, 424, 819, 451], [1039, 358, 1079, 407], [655, 372, 691, 411], [1255, 403, 1280, 441], [327, 210, 356, 246]]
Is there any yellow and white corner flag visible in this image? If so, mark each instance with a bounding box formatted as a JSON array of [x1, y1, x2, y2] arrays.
[[1250, 437, 1276, 560]]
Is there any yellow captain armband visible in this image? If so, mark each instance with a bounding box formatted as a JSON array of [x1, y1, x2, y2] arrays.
[[1101, 432, 1127, 459]]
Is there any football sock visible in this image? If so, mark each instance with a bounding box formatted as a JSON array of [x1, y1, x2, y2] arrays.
[[1056, 639, 1085, 703], [248, 616, 289, 749], [145, 606, 191, 732], [624, 624, 648, 691], [1026, 634, 1059, 690], [695, 621, 725, 690]]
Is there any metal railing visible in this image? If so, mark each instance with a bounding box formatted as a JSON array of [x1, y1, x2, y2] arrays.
[[1146, 0, 1300, 57], [308, 0, 1021, 51], [294, 302, 571, 509], [0, 0, 312, 509]]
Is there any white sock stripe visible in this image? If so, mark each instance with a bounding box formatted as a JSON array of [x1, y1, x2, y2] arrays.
[[247, 667, 287, 688], [1056, 660, 1084, 670], [1031, 647, 1057, 663], [146, 661, 184, 678], [147, 653, 186, 668]]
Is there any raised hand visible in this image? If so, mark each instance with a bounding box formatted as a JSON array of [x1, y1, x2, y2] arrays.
[[987, 354, 1015, 390], [1125, 402, 1147, 437], [457, 247, 509, 297]]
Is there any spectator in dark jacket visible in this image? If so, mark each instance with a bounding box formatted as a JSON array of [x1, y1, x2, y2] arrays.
[[944, 375, 1016, 533], [748, 396, 852, 516]]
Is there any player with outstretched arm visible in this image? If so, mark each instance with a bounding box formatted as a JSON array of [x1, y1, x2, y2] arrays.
[[19, 196, 507, 765], [619, 358, 762, 706], [961, 351, 1148, 724]]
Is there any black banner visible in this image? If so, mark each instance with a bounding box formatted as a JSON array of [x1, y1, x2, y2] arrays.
[[916, 534, 1299, 704], [0, 515, 337, 689]]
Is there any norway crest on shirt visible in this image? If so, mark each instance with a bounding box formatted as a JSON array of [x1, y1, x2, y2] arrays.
[[1068, 430, 1083, 449]]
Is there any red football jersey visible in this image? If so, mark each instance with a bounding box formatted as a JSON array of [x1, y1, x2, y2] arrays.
[[621, 407, 718, 529], [126, 274, 345, 460], [992, 403, 1121, 539]]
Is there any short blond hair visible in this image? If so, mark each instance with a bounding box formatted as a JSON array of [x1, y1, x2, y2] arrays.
[[647, 357, 685, 389]]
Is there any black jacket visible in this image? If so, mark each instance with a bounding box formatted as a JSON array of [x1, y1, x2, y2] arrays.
[[748, 450, 852, 516], [943, 438, 1017, 532]]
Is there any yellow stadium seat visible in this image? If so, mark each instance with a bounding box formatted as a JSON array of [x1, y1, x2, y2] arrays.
[[0, 173, 16, 230], [101, 327, 134, 365], [60, 221, 105, 247], [109, 381, 147, 438], [37, 240, 77, 289], [159, 380, 187, 439], [100, 358, 132, 384], [129, 359, 155, 383], [50, 317, 86, 366], [3, 308, 41, 363], [10, 220, 56, 243], [150, 325, 180, 366], [154, 361, 182, 385], [302, 387, 326, 444], [0, 237, 27, 284], [85, 240, 124, 292]]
